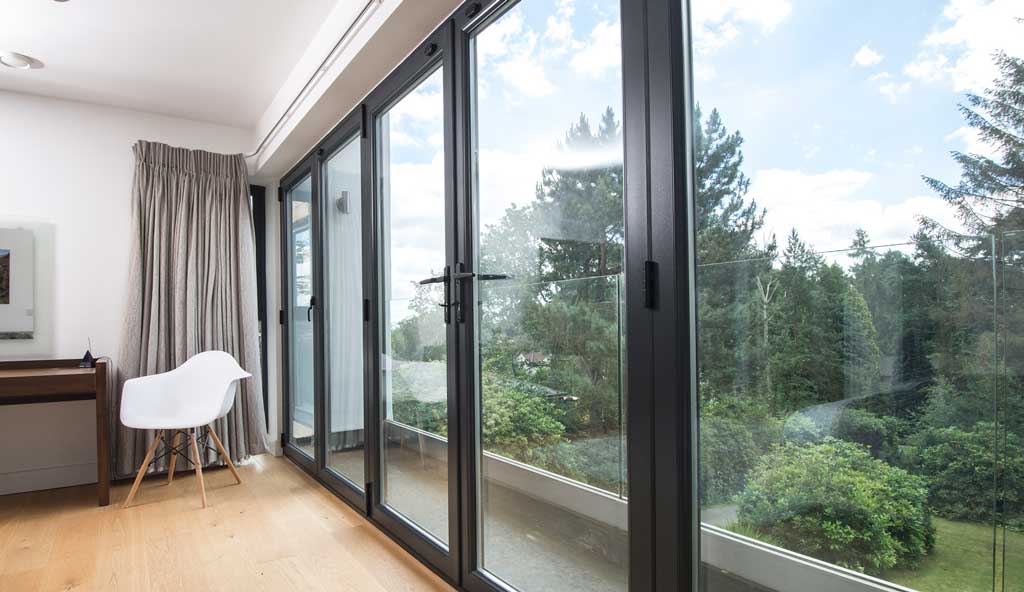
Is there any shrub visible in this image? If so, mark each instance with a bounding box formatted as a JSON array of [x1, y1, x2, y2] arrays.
[[832, 408, 900, 462], [737, 438, 935, 573], [480, 376, 566, 462], [908, 421, 1024, 527], [782, 412, 824, 444], [700, 417, 762, 505]]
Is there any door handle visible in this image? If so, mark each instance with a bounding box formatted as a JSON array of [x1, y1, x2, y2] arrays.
[[418, 266, 453, 324], [306, 296, 316, 322]]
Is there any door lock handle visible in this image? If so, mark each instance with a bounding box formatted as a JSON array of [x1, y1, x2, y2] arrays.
[[307, 296, 316, 322]]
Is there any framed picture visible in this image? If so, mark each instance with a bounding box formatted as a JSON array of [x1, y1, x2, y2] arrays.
[[0, 228, 35, 340]]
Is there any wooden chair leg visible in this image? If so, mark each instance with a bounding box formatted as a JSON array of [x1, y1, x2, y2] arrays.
[[167, 430, 182, 485], [207, 424, 242, 485], [190, 429, 207, 508], [123, 433, 162, 509]]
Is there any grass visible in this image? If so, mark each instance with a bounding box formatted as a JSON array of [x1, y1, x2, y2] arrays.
[[884, 517, 1023, 591]]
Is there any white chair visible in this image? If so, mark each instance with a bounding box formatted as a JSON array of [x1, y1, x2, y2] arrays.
[[120, 350, 251, 509]]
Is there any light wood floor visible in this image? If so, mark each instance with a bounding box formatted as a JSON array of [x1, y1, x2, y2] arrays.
[[0, 455, 455, 592]]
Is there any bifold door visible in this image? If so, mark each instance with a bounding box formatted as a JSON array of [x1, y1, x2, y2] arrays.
[[279, 1, 660, 590]]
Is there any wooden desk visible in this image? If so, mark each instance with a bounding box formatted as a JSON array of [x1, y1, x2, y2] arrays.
[[0, 358, 110, 506]]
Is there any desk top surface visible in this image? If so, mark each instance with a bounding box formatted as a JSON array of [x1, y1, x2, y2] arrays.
[[0, 367, 95, 379]]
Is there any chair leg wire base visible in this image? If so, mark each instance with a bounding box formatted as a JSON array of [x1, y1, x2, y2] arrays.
[[122, 425, 241, 510]]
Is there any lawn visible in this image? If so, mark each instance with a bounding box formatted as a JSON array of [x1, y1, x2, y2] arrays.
[[884, 517, 1023, 591]]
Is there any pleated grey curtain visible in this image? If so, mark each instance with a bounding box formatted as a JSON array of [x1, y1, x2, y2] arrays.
[[113, 140, 268, 478]]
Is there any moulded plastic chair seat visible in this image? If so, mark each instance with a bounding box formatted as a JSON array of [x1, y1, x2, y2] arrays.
[[120, 351, 251, 430], [120, 350, 251, 509]]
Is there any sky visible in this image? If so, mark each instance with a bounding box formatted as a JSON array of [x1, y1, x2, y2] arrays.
[[382, 0, 1024, 303], [690, 0, 1023, 258]]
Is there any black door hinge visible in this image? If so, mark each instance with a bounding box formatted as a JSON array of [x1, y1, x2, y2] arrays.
[[277, 187, 283, 202], [363, 299, 370, 322], [279, 309, 285, 325], [643, 260, 658, 309]]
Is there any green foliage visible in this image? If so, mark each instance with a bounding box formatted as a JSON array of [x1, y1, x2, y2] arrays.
[[782, 413, 823, 444], [700, 417, 762, 505], [907, 422, 1024, 527], [480, 376, 566, 461], [737, 439, 935, 573], [391, 398, 447, 436], [832, 408, 900, 462], [922, 51, 1024, 239]]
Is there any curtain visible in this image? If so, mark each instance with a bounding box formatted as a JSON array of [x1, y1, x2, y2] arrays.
[[113, 140, 268, 478]]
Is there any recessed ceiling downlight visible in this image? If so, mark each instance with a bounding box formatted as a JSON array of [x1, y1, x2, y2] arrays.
[[0, 52, 44, 70]]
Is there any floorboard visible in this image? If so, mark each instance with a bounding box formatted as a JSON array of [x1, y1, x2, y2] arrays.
[[0, 455, 454, 592]]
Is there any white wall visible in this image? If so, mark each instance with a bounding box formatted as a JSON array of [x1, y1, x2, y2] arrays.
[[0, 90, 253, 494]]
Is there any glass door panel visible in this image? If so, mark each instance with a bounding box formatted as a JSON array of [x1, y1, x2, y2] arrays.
[[470, 1, 628, 590], [323, 135, 366, 489], [687, 1, 1013, 589], [288, 175, 316, 459], [377, 66, 451, 546]]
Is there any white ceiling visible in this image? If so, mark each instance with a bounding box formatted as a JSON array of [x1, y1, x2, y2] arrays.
[[0, 0, 340, 128]]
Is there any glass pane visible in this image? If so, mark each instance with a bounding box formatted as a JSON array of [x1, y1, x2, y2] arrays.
[[472, 1, 627, 590], [1000, 230, 1024, 591], [289, 175, 315, 458], [324, 136, 365, 488], [378, 67, 449, 546], [689, 2, 1020, 590]]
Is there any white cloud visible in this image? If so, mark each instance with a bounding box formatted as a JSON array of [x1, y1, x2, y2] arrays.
[[903, 52, 949, 82], [387, 72, 443, 126], [869, 71, 892, 81], [477, 135, 623, 231], [905, 0, 1024, 92], [570, 20, 621, 78], [749, 168, 963, 254], [691, 0, 793, 56], [879, 81, 911, 103], [945, 125, 1000, 159], [478, 7, 556, 98], [851, 44, 884, 67], [543, 0, 578, 55], [386, 151, 447, 308]]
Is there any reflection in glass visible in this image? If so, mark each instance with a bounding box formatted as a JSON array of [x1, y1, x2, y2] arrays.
[[472, 1, 627, 590], [324, 136, 365, 488], [378, 67, 450, 545], [689, 1, 1024, 588], [289, 176, 315, 458]]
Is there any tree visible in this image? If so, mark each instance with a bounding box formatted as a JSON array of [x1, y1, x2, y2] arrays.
[[693, 105, 773, 400], [922, 51, 1024, 241]]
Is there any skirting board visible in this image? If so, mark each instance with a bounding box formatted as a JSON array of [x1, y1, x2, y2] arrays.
[[0, 462, 97, 496]]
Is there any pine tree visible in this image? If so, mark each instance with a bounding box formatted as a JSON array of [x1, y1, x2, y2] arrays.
[[922, 51, 1024, 241]]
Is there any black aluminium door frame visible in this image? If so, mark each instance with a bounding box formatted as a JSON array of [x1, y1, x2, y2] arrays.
[[273, 0, 700, 589], [278, 107, 371, 512], [363, 21, 461, 583], [450, 1, 679, 589], [315, 110, 372, 509], [280, 157, 320, 477], [629, 0, 700, 590]]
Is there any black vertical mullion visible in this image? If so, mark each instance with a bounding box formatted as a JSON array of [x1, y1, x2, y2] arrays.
[[312, 150, 327, 475], [621, 0, 656, 590], [361, 102, 380, 515], [646, 0, 699, 590], [453, 2, 476, 588], [439, 18, 464, 583]]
